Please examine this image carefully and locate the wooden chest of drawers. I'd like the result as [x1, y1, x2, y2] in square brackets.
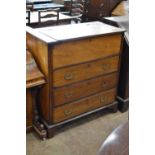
[26, 21, 124, 138]
[83, 0, 122, 21]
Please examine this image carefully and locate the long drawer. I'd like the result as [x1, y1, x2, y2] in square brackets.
[52, 34, 122, 69]
[53, 56, 119, 87]
[53, 88, 116, 123]
[53, 73, 118, 106]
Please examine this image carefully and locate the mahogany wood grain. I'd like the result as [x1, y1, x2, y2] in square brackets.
[53, 56, 119, 87]
[26, 32, 51, 123]
[83, 0, 122, 21]
[111, 1, 129, 16]
[26, 50, 45, 88]
[26, 22, 124, 138]
[52, 34, 122, 69]
[26, 32, 49, 77]
[84, 0, 110, 20]
[53, 73, 118, 106]
[26, 50, 46, 131]
[53, 88, 116, 123]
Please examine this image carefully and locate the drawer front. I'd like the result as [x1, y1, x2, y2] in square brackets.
[53, 88, 116, 123]
[53, 56, 119, 87]
[52, 34, 122, 69]
[54, 73, 118, 106]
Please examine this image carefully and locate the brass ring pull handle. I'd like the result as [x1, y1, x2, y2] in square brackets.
[64, 109, 73, 116]
[100, 96, 106, 103]
[64, 92, 73, 98]
[102, 64, 110, 70]
[64, 73, 73, 80]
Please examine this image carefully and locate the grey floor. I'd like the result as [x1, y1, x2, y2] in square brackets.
[27, 110, 128, 155]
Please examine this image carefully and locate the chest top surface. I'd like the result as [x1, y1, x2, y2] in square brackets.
[29, 21, 125, 43]
[104, 15, 129, 44]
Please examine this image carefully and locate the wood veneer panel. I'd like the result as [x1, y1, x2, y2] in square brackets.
[26, 32, 51, 122]
[26, 32, 49, 77]
[53, 88, 116, 123]
[52, 34, 122, 69]
[53, 56, 119, 87]
[54, 73, 118, 106]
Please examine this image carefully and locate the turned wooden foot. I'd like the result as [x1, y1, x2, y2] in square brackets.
[32, 89, 47, 140]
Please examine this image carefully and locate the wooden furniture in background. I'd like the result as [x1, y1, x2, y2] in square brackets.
[84, 0, 110, 21]
[33, 3, 64, 11]
[26, 22, 124, 138]
[26, 0, 64, 11]
[27, 11, 75, 28]
[110, 0, 124, 12]
[26, 10, 31, 25]
[63, 0, 72, 14]
[111, 0, 129, 16]
[38, 8, 60, 27]
[98, 121, 129, 155]
[26, 50, 47, 139]
[70, 0, 85, 23]
[26, 0, 54, 11]
[83, 0, 122, 21]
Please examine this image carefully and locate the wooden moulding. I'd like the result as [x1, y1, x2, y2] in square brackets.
[52, 34, 122, 69]
[53, 72, 118, 106]
[53, 88, 117, 123]
[41, 101, 118, 138]
[53, 55, 120, 87]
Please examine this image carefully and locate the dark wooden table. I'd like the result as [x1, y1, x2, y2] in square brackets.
[98, 121, 129, 155]
[27, 11, 76, 28]
[26, 0, 53, 5]
[32, 3, 64, 11]
[29, 11, 74, 23]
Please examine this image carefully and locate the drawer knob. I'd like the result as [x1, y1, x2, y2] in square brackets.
[100, 3, 104, 7]
[64, 92, 73, 98]
[86, 63, 91, 68]
[102, 81, 107, 87]
[102, 64, 110, 70]
[64, 73, 73, 80]
[64, 109, 73, 116]
[99, 13, 103, 17]
[100, 96, 106, 103]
